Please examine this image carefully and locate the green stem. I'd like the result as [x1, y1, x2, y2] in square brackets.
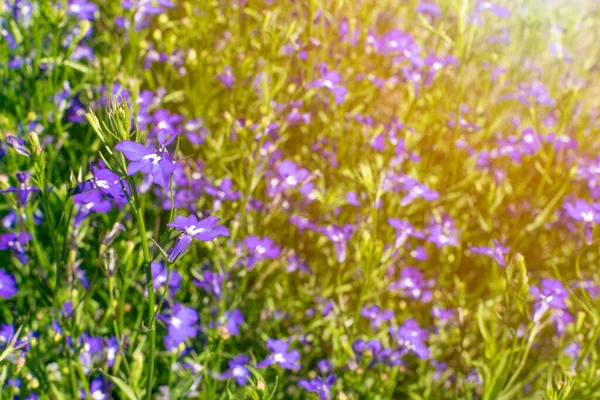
[134, 202, 155, 400]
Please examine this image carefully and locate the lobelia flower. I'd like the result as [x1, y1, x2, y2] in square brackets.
[216, 66, 235, 89]
[0, 232, 32, 265]
[244, 235, 281, 270]
[256, 339, 301, 370]
[0, 172, 41, 205]
[391, 319, 430, 359]
[67, 0, 98, 21]
[427, 216, 460, 248]
[530, 278, 569, 322]
[346, 191, 360, 206]
[150, 261, 182, 297]
[78, 333, 103, 372]
[216, 309, 244, 337]
[90, 163, 129, 203]
[166, 215, 230, 262]
[193, 269, 224, 300]
[298, 375, 337, 400]
[105, 337, 119, 368]
[360, 305, 395, 331]
[217, 355, 252, 385]
[158, 303, 198, 348]
[307, 63, 347, 105]
[551, 309, 574, 336]
[73, 190, 112, 226]
[319, 224, 354, 263]
[388, 218, 424, 248]
[114, 136, 178, 189]
[470, 239, 510, 267]
[416, 1, 441, 16]
[204, 178, 239, 206]
[562, 199, 600, 244]
[317, 358, 333, 374]
[86, 378, 107, 400]
[286, 254, 313, 274]
[0, 269, 17, 298]
[5, 136, 30, 157]
[390, 266, 433, 302]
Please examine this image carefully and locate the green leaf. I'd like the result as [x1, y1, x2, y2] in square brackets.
[101, 372, 139, 400]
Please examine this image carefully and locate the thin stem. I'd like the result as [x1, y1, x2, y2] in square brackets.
[133, 197, 155, 400]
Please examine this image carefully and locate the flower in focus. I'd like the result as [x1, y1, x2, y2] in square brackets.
[166, 215, 230, 262]
[115, 137, 178, 188]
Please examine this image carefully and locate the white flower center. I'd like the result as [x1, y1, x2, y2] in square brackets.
[273, 353, 286, 363]
[171, 317, 182, 329]
[232, 366, 245, 377]
[142, 153, 162, 165]
[185, 225, 207, 236]
[582, 211, 594, 222]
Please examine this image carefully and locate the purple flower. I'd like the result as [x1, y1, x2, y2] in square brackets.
[73, 190, 112, 226]
[5, 136, 30, 157]
[0, 172, 41, 205]
[204, 178, 239, 205]
[106, 337, 119, 368]
[319, 224, 354, 263]
[67, 0, 98, 20]
[317, 359, 333, 374]
[256, 339, 301, 370]
[193, 269, 224, 300]
[270, 160, 310, 194]
[416, 1, 441, 16]
[217, 309, 244, 337]
[0, 269, 17, 298]
[87, 378, 107, 400]
[298, 374, 336, 400]
[114, 138, 178, 188]
[388, 218, 424, 248]
[391, 319, 430, 359]
[158, 303, 198, 347]
[90, 164, 129, 203]
[563, 199, 600, 244]
[308, 63, 347, 105]
[244, 235, 281, 269]
[390, 266, 433, 302]
[150, 261, 182, 296]
[78, 333, 103, 372]
[0, 232, 32, 264]
[530, 279, 569, 322]
[346, 191, 360, 206]
[216, 66, 235, 89]
[426, 216, 460, 248]
[166, 215, 230, 262]
[470, 240, 510, 267]
[400, 180, 439, 206]
[217, 355, 251, 385]
[360, 305, 394, 331]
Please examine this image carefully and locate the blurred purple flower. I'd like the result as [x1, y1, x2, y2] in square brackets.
[0, 269, 17, 298]
[470, 239, 510, 267]
[256, 339, 301, 370]
[298, 374, 336, 400]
